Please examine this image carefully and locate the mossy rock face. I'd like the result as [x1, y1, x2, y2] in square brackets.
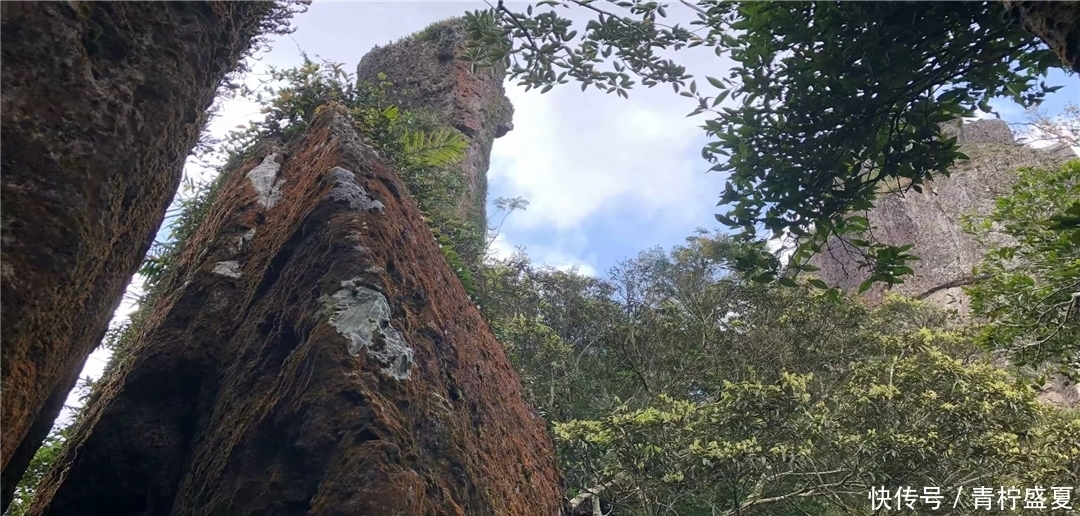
[28, 108, 564, 516]
[357, 17, 514, 254]
[0, 2, 276, 505]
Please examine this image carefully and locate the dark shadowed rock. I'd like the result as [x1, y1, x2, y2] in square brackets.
[1003, 1, 1080, 73]
[356, 18, 515, 240]
[0, 2, 281, 506]
[27, 106, 564, 516]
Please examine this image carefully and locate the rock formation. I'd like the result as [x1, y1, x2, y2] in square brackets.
[356, 18, 515, 255]
[810, 118, 1079, 405]
[1002, 1, 1080, 74]
[0, 2, 286, 507]
[811, 119, 1076, 311]
[27, 104, 563, 516]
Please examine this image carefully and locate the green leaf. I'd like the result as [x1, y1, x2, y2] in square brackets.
[751, 273, 775, 283]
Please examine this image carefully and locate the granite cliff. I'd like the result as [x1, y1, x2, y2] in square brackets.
[356, 18, 514, 266]
[21, 19, 564, 516]
[27, 105, 563, 516]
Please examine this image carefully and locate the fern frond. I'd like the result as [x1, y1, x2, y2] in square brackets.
[381, 105, 400, 122]
[401, 128, 467, 168]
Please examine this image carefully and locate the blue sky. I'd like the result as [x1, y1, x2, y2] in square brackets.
[65, 1, 1078, 421]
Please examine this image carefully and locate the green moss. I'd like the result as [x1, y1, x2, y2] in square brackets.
[400, 17, 463, 44]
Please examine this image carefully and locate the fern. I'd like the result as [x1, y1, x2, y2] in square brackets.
[400, 127, 468, 169]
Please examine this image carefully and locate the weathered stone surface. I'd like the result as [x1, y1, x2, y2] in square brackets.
[809, 119, 1080, 405]
[356, 18, 514, 240]
[811, 120, 1076, 312]
[1003, 0, 1080, 74]
[28, 107, 564, 516]
[0, 2, 277, 506]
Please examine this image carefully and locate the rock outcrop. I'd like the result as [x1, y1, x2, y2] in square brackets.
[1003, 1, 1080, 74]
[811, 119, 1076, 312]
[0, 2, 282, 506]
[356, 19, 514, 247]
[26, 105, 563, 515]
[810, 118, 1079, 405]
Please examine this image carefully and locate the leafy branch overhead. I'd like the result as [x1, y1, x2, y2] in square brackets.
[463, 0, 1070, 289]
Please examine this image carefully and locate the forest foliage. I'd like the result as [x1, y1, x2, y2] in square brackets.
[477, 229, 1079, 515]
[462, 0, 1071, 293]
[6, 6, 1080, 514]
[962, 159, 1080, 378]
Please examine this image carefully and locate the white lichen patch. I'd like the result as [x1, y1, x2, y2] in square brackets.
[247, 154, 283, 208]
[327, 166, 384, 212]
[212, 261, 243, 279]
[324, 277, 413, 380]
[236, 228, 256, 253]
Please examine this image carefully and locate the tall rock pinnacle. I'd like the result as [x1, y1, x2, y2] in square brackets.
[356, 18, 515, 257]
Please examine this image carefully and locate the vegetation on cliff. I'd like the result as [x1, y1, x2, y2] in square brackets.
[7, 8, 1078, 516]
[0, 1, 310, 510]
[963, 158, 1080, 378]
[2, 57, 485, 516]
[140, 58, 480, 295]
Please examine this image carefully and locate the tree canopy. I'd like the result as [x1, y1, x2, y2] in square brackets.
[463, 0, 1071, 290]
[477, 232, 1080, 515]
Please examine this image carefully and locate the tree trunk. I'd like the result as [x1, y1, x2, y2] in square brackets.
[1003, 0, 1080, 73]
[0, 2, 280, 508]
[26, 105, 564, 515]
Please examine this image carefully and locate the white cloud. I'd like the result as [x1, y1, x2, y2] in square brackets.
[486, 38, 734, 276]
[486, 232, 519, 261]
[543, 252, 599, 278]
[486, 232, 599, 277]
[491, 73, 720, 233]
